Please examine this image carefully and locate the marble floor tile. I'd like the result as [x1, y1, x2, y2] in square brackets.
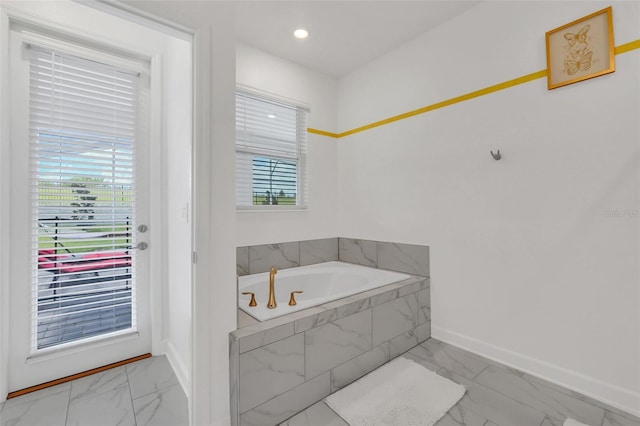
[2, 382, 71, 408]
[529, 374, 640, 426]
[133, 382, 189, 426]
[458, 381, 548, 426]
[604, 410, 640, 426]
[433, 404, 488, 426]
[401, 351, 443, 373]
[126, 355, 179, 399]
[541, 416, 563, 426]
[473, 365, 605, 425]
[408, 339, 491, 380]
[279, 401, 347, 426]
[438, 370, 547, 426]
[0, 386, 70, 426]
[70, 366, 128, 401]
[521, 371, 636, 421]
[0, 356, 187, 426]
[66, 386, 135, 426]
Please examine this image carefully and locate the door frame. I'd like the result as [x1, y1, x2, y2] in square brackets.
[0, 5, 11, 404]
[0, 3, 170, 398]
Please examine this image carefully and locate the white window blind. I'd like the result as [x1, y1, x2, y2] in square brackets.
[29, 44, 140, 350]
[236, 89, 308, 208]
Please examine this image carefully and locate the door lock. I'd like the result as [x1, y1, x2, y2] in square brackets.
[129, 242, 148, 251]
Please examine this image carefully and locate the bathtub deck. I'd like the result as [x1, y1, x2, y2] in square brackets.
[238, 309, 258, 328]
[230, 274, 430, 426]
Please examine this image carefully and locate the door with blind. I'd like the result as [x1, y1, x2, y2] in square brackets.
[7, 30, 152, 391]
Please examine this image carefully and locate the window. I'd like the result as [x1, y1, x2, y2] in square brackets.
[29, 43, 142, 350]
[235, 88, 308, 209]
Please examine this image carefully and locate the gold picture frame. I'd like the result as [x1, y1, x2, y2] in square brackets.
[545, 6, 615, 90]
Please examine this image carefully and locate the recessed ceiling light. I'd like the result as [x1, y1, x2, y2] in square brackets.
[267, 113, 276, 119]
[294, 29, 309, 39]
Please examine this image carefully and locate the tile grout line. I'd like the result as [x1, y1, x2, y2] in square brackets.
[129, 378, 139, 426]
[465, 376, 550, 426]
[468, 361, 605, 426]
[472, 364, 492, 381]
[124, 361, 137, 426]
[441, 343, 614, 426]
[64, 384, 71, 426]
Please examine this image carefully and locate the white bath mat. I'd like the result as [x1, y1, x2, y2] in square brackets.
[325, 356, 466, 426]
[564, 420, 591, 426]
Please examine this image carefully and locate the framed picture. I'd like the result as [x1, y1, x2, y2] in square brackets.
[545, 6, 615, 90]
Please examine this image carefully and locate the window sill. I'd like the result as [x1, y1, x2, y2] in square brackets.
[27, 330, 140, 364]
[237, 205, 308, 213]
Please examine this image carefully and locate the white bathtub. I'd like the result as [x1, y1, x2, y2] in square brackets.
[238, 261, 411, 321]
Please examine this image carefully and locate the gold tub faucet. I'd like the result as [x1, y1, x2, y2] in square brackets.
[267, 266, 278, 309]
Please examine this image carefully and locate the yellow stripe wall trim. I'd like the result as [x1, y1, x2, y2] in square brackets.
[308, 38, 640, 139]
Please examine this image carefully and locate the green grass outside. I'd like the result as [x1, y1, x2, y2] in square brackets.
[39, 221, 132, 252]
[254, 195, 297, 206]
[38, 185, 132, 202]
[276, 196, 296, 205]
[34, 181, 134, 253]
[38, 236, 131, 254]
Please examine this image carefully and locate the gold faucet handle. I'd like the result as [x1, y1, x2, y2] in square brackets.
[288, 291, 303, 306]
[241, 292, 257, 307]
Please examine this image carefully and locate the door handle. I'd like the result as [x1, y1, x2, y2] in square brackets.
[128, 242, 148, 250]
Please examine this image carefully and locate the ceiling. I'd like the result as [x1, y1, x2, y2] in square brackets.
[234, 1, 480, 77]
[122, 0, 480, 78]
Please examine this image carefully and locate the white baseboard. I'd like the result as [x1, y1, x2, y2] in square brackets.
[432, 325, 640, 418]
[165, 340, 190, 401]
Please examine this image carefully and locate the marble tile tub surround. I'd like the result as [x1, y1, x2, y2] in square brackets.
[229, 274, 431, 426]
[236, 237, 429, 277]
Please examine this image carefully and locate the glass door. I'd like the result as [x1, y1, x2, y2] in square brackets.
[7, 28, 152, 393]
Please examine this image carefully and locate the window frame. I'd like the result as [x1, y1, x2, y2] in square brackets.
[235, 86, 309, 211]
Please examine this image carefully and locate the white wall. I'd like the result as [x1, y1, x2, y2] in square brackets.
[120, 0, 237, 425]
[163, 33, 193, 395]
[337, 1, 640, 415]
[121, 2, 238, 425]
[235, 43, 338, 246]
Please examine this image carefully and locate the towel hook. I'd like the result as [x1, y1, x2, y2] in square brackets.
[490, 150, 501, 160]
